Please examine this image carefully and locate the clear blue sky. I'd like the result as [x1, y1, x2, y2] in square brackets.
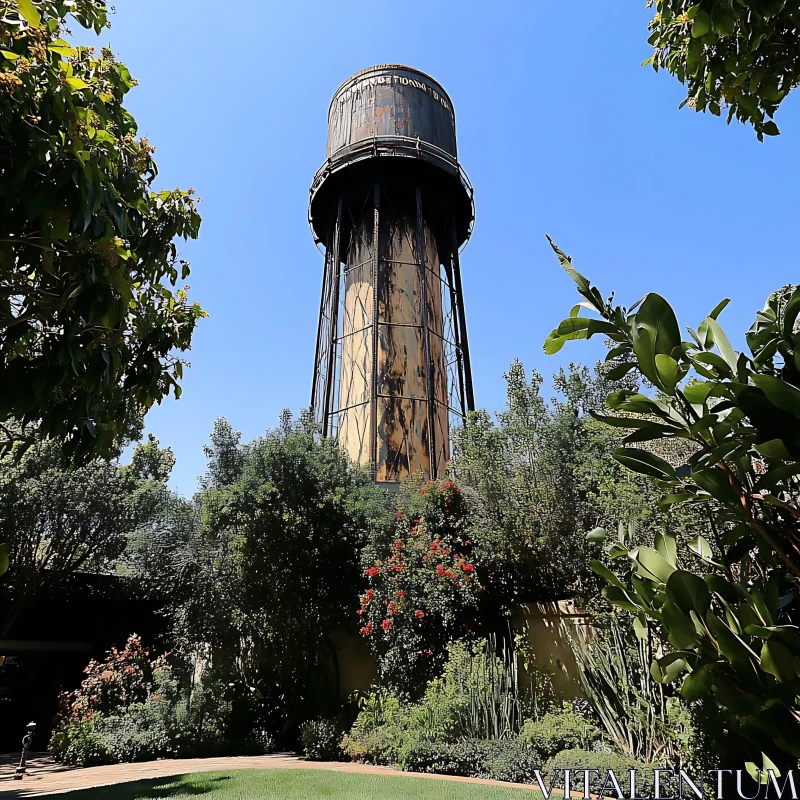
[89, 1, 800, 497]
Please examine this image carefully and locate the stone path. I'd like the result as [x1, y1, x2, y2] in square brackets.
[0, 752, 567, 797]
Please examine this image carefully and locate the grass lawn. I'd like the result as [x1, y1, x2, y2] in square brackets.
[51, 768, 545, 799]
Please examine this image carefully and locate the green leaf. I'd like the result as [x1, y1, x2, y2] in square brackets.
[655, 354, 679, 393]
[708, 299, 731, 320]
[590, 559, 625, 589]
[702, 318, 738, 372]
[692, 467, 741, 506]
[613, 447, 677, 480]
[688, 535, 718, 566]
[607, 362, 636, 381]
[602, 585, 642, 614]
[586, 527, 607, 543]
[66, 77, 89, 91]
[754, 439, 791, 459]
[651, 653, 687, 684]
[655, 531, 677, 567]
[658, 493, 695, 509]
[761, 640, 796, 683]
[681, 665, 712, 702]
[17, 0, 41, 27]
[692, 9, 711, 37]
[1, 49, 20, 60]
[631, 294, 681, 390]
[635, 546, 676, 584]
[667, 569, 711, 616]
[782, 287, 800, 339]
[752, 374, 800, 420]
[683, 381, 715, 405]
[711, 6, 735, 36]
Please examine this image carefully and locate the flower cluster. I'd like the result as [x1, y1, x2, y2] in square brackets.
[356, 478, 482, 691]
[55, 635, 170, 725]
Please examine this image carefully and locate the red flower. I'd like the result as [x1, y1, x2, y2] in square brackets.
[394, 540, 404, 549]
[415, 609, 425, 619]
[356, 609, 363, 617]
[366, 588, 374, 599]
[359, 624, 373, 635]
[396, 513, 403, 519]
[422, 555, 428, 562]
[381, 619, 392, 631]
[366, 566, 380, 577]
[436, 564, 446, 577]
[462, 563, 474, 573]
[391, 566, 403, 573]
[397, 591, 406, 598]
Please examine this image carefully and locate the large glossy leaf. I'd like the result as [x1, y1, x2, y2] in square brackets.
[700, 317, 738, 372]
[655, 531, 677, 566]
[651, 652, 687, 684]
[634, 546, 676, 583]
[761, 640, 796, 684]
[630, 294, 681, 389]
[663, 600, 702, 649]
[590, 559, 625, 589]
[667, 569, 711, 616]
[602, 585, 642, 614]
[612, 447, 677, 480]
[692, 468, 742, 506]
[752, 374, 800, 420]
[681, 664, 713, 701]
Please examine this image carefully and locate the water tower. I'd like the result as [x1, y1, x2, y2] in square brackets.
[309, 65, 475, 485]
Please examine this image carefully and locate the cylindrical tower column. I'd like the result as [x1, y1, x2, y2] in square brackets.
[310, 65, 474, 486]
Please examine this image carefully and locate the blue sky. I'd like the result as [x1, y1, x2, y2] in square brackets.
[90, 1, 800, 497]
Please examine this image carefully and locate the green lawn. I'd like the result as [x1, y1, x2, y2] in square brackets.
[52, 769, 544, 799]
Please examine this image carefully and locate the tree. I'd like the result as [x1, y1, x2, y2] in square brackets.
[452, 360, 697, 605]
[545, 237, 800, 772]
[142, 413, 391, 740]
[0, 0, 205, 459]
[646, 1, 800, 139]
[0, 433, 175, 635]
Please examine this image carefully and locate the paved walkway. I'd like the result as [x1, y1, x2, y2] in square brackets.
[0, 752, 571, 797]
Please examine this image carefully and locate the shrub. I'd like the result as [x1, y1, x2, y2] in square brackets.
[544, 749, 658, 799]
[358, 478, 485, 692]
[518, 704, 599, 760]
[401, 739, 540, 784]
[49, 635, 268, 766]
[300, 719, 348, 762]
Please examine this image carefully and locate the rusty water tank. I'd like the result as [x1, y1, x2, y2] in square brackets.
[309, 65, 474, 248]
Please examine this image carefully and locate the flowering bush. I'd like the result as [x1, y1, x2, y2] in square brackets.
[49, 634, 270, 766]
[55, 634, 164, 725]
[357, 479, 484, 691]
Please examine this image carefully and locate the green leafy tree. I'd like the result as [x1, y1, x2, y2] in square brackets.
[646, 1, 800, 139]
[144, 413, 391, 740]
[452, 360, 701, 605]
[0, 433, 175, 635]
[0, 0, 205, 459]
[545, 237, 800, 771]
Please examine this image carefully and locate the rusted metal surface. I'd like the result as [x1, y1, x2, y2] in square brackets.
[310, 66, 474, 485]
[327, 65, 457, 160]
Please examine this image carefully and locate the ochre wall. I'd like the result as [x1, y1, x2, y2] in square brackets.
[332, 601, 593, 702]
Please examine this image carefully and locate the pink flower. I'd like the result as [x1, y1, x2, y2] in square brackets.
[415, 610, 425, 619]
